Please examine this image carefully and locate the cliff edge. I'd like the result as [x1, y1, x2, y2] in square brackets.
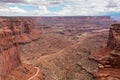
[0, 18, 44, 80]
[91, 24, 120, 80]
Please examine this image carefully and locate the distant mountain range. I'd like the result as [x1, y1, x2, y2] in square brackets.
[111, 16, 120, 21]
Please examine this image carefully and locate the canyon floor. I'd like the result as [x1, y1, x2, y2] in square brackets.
[15, 28, 109, 80]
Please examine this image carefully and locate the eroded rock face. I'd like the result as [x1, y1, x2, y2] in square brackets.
[0, 19, 23, 79]
[0, 49, 2, 79]
[0, 18, 41, 80]
[17, 19, 41, 44]
[102, 24, 120, 67]
[107, 24, 120, 50]
[0, 29, 21, 79]
[92, 24, 120, 80]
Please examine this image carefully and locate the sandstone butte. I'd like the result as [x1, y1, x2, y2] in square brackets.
[0, 18, 42, 80]
[91, 24, 120, 80]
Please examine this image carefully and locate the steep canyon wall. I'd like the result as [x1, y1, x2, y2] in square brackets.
[0, 27, 21, 79]
[92, 24, 120, 80]
[0, 18, 41, 80]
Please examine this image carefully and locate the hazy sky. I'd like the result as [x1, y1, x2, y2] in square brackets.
[0, 0, 120, 16]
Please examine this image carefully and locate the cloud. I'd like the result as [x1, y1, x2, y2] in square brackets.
[106, 0, 117, 8]
[0, 0, 25, 3]
[9, 6, 27, 13]
[33, 6, 50, 15]
[0, 6, 26, 16]
[0, 0, 120, 16]
[0, 0, 65, 6]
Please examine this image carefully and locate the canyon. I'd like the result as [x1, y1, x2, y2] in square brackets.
[35, 16, 116, 27]
[34, 16, 117, 39]
[0, 16, 119, 80]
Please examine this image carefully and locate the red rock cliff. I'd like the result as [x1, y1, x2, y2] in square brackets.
[13, 18, 41, 44]
[0, 18, 41, 80]
[92, 24, 120, 80]
[0, 28, 21, 79]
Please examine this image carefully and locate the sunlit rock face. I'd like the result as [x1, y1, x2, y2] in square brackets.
[13, 18, 41, 44]
[93, 24, 120, 80]
[0, 18, 41, 80]
[0, 27, 21, 79]
[0, 50, 2, 79]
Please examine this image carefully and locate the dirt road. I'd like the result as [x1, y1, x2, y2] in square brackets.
[28, 67, 39, 80]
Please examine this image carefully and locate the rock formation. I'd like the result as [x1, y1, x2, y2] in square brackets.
[0, 26, 21, 79]
[0, 18, 41, 80]
[17, 18, 41, 44]
[91, 24, 120, 80]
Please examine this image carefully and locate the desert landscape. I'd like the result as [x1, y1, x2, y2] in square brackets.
[0, 16, 120, 80]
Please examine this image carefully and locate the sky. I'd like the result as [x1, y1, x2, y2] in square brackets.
[0, 0, 120, 17]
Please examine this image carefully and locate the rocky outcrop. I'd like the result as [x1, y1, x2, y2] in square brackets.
[107, 24, 120, 50]
[0, 18, 41, 80]
[18, 19, 41, 44]
[91, 24, 120, 80]
[1, 18, 41, 43]
[0, 29, 21, 79]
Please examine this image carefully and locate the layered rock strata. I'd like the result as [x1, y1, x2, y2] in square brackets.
[91, 24, 120, 80]
[1, 18, 41, 44]
[0, 18, 41, 80]
[35, 16, 117, 28]
[0, 29, 21, 79]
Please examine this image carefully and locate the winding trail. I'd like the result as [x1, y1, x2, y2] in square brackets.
[28, 67, 40, 80]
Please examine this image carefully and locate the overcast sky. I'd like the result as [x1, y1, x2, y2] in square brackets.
[0, 0, 120, 16]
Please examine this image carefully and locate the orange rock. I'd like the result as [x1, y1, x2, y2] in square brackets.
[0, 18, 41, 80]
[92, 24, 120, 80]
